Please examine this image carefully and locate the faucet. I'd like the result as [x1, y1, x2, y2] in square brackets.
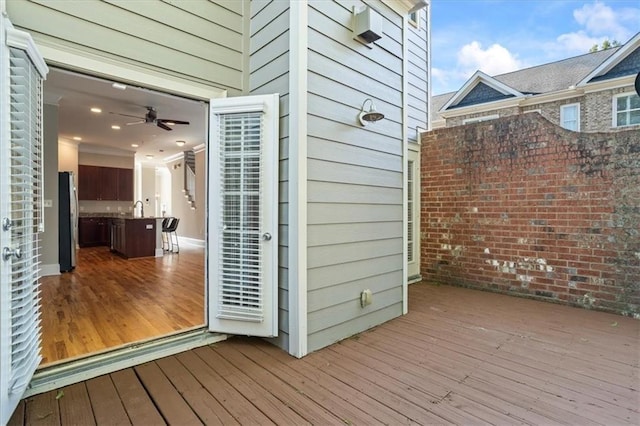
[133, 200, 144, 218]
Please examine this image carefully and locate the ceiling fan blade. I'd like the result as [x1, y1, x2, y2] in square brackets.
[156, 121, 173, 131]
[159, 119, 190, 125]
[110, 112, 144, 119]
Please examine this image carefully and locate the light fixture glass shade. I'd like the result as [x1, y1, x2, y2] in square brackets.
[358, 98, 385, 126]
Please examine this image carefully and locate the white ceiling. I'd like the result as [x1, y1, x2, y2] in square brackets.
[45, 67, 208, 165]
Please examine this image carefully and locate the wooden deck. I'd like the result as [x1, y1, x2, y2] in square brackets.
[11, 283, 639, 425]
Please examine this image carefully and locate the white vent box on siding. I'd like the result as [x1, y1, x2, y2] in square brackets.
[353, 6, 383, 44]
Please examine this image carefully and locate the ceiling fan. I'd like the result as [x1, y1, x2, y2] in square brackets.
[114, 106, 190, 131]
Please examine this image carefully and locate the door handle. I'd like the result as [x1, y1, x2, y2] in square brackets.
[3, 247, 22, 261]
[262, 232, 272, 241]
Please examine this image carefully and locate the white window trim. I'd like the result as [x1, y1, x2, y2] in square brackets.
[612, 92, 640, 128]
[462, 114, 499, 125]
[560, 103, 580, 131]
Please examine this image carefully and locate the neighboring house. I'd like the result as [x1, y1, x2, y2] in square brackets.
[0, 0, 429, 422]
[432, 32, 640, 131]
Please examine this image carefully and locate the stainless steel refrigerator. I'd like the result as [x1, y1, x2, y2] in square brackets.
[59, 171, 78, 272]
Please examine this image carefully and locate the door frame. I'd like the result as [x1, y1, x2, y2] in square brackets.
[24, 42, 231, 397]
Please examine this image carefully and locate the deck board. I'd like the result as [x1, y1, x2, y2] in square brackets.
[109, 369, 165, 425]
[134, 362, 202, 425]
[13, 283, 640, 425]
[85, 375, 131, 425]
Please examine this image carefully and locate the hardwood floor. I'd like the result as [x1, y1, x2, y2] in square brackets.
[39, 245, 205, 366]
[11, 284, 639, 425]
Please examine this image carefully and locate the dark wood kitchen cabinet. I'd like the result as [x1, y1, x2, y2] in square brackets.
[78, 217, 109, 247]
[78, 165, 134, 201]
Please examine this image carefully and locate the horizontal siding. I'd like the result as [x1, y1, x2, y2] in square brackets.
[407, 6, 429, 140]
[308, 286, 402, 334]
[307, 301, 402, 353]
[308, 223, 403, 247]
[308, 239, 403, 269]
[307, 270, 401, 310]
[305, 0, 407, 353]
[8, 0, 244, 92]
[250, 0, 291, 347]
[307, 159, 402, 188]
[308, 203, 402, 225]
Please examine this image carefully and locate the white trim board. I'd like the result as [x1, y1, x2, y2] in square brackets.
[27, 329, 225, 397]
[288, 0, 309, 358]
[177, 236, 206, 248]
[40, 264, 61, 277]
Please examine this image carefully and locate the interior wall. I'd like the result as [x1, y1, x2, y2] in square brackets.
[58, 140, 78, 175]
[78, 152, 134, 168]
[140, 166, 156, 217]
[41, 103, 60, 275]
[167, 150, 205, 241]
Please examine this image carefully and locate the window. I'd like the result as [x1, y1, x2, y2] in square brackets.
[462, 114, 499, 125]
[613, 93, 640, 127]
[409, 10, 420, 28]
[560, 103, 580, 131]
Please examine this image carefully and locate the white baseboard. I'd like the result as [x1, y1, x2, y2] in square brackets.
[178, 236, 205, 248]
[41, 264, 61, 277]
[155, 248, 164, 257]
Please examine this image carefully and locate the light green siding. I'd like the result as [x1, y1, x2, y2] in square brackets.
[249, 0, 291, 351]
[7, 0, 245, 94]
[306, 0, 405, 353]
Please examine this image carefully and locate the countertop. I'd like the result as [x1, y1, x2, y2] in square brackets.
[79, 213, 163, 219]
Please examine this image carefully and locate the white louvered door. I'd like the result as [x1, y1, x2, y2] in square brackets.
[208, 94, 279, 337]
[0, 17, 48, 425]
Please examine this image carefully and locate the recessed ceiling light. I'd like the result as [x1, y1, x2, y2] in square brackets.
[112, 82, 127, 90]
[176, 140, 185, 147]
[90, 107, 102, 113]
[145, 154, 154, 159]
[111, 125, 121, 130]
[131, 143, 139, 148]
[73, 136, 82, 141]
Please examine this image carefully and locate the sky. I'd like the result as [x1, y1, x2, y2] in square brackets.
[430, 0, 640, 95]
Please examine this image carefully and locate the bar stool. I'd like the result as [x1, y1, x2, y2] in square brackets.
[164, 217, 180, 253]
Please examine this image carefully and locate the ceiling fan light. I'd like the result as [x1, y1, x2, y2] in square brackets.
[165, 121, 176, 126]
[176, 140, 185, 147]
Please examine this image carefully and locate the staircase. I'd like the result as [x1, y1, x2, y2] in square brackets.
[183, 150, 196, 210]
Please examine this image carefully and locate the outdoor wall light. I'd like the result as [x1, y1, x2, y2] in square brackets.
[358, 98, 385, 126]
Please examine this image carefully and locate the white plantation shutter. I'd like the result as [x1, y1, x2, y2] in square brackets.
[1, 22, 48, 425]
[218, 112, 264, 321]
[208, 94, 278, 337]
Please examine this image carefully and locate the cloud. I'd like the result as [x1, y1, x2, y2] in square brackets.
[573, 1, 627, 39]
[555, 1, 639, 53]
[457, 41, 524, 77]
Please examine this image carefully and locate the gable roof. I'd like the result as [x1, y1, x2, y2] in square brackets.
[440, 70, 523, 111]
[578, 32, 640, 86]
[437, 32, 640, 113]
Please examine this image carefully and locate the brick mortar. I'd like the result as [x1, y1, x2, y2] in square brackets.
[420, 113, 640, 317]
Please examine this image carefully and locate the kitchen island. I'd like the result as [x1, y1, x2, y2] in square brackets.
[111, 217, 163, 259]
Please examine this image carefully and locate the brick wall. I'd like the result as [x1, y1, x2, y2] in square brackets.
[420, 113, 639, 316]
